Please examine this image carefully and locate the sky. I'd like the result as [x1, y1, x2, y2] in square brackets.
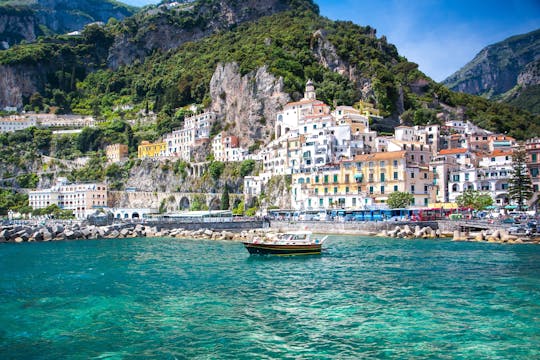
[122, 0, 540, 82]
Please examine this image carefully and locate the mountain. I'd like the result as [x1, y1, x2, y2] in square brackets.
[0, 0, 136, 49]
[0, 0, 538, 143]
[443, 29, 540, 114]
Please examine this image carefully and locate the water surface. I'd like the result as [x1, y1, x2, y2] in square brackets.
[1, 236, 539, 359]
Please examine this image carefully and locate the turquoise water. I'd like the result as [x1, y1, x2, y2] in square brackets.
[1, 236, 540, 359]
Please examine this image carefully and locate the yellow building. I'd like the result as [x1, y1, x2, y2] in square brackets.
[292, 150, 434, 210]
[138, 141, 166, 159]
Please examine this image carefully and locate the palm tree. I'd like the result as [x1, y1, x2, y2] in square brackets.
[508, 148, 533, 211]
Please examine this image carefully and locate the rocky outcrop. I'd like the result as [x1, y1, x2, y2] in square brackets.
[310, 29, 375, 101]
[0, 0, 134, 48]
[0, 7, 38, 49]
[210, 62, 290, 147]
[0, 64, 44, 109]
[443, 28, 540, 98]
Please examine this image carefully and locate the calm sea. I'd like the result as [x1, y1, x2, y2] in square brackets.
[1, 236, 539, 359]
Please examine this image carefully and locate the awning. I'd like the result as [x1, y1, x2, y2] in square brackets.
[354, 174, 363, 179]
[504, 205, 517, 210]
[486, 205, 498, 210]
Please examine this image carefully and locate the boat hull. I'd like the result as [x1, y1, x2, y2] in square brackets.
[243, 243, 322, 256]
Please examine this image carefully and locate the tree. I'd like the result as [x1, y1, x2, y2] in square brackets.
[456, 189, 493, 210]
[208, 161, 225, 181]
[221, 186, 230, 210]
[387, 191, 414, 208]
[508, 148, 533, 211]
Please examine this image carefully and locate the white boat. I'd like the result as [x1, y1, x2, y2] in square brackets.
[243, 231, 328, 256]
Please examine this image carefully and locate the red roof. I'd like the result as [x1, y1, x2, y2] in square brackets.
[439, 148, 467, 155]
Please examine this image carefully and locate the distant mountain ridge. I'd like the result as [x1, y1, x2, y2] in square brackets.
[0, 0, 136, 49]
[443, 28, 540, 114]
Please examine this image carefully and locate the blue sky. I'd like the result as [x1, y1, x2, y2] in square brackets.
[122, 0, 540, 82]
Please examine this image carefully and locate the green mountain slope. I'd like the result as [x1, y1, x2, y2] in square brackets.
[443, 28, 540, 114]
[0, 0, 538, 141]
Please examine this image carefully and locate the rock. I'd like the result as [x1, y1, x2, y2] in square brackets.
[108, 230, 120, 238]
[14, 237, 24, 243]
[42, 230, 53, 241]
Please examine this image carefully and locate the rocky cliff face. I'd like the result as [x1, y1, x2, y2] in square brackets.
[0, 64, 44, 109]
[443, 28, 540, 98]
[210, 62, 290, 147]
[0, 7, 38, 49]
[0, 0, 134, 49]
[108, 0, 295, 69]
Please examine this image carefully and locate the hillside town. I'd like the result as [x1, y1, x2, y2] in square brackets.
[2, 81, 538, 220]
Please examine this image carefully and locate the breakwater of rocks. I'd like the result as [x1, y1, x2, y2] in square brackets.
[0, 222, 272, 243]
[452, 229, 540, 244]
[376, 224, 445, 239]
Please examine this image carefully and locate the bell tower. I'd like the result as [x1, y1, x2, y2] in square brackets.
[304, 79, 316, 100]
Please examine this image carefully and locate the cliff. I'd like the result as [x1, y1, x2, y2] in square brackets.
[0, 0, 135, 49]
[209, 62, 290, 148]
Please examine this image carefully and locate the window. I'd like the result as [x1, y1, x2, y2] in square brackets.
[453, 175, 460, 182]
[394, 172, 398, 180]
[465, 173, 469, 181]
[324, 175, 329, 183]
[324, 187, 328, 194]
[533, 154, 538, 162]
[369, 162, 374, 168]
[380, 173, 385, 182]
[369, 186, 374, 194]
[319, 198, 323, 207]
[411, 172, 415, 179]
[381, 186, 385, 194]
[380, 161, 385, 167]
[393, 160, 398, 167]
[334, 187, 338, 194]
[346, 187, 349, 193]
[345, 174, 350, 183]
[333, 174, 338, 183]
[394, 185, 398, 192]
[315, 175, 319, 183]
[411, 185, 415, 193]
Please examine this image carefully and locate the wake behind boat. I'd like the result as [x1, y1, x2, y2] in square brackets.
[243, 231, 328, 256]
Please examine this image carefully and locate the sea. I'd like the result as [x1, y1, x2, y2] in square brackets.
[1, 236, 539, 359]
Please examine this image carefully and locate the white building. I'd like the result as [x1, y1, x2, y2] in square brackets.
[164, 111, 216, 160]
[0, 116, 37, 132]
[29, 178, 108, 219]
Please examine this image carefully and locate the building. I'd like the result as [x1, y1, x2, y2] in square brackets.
[0, 116, 37, 132]
[106, 144, 129, 163]
[138, 141, 166, 159]
[525, 138, 540, 192]
[29, 179, 108, 219]
[211, 133, 246, 162]
[291, 150, 434, 210]
[164, 111, 216, 160]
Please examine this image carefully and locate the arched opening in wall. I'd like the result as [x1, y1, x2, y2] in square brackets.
[209, 197, 221, 210]
[132, 212, 140, 219]
[116, 214, 121, 219]
[452, 184, 459, 192]
[179, 197, 190, 210]
[124, 213, 129, 219]
[233, 198, 242, 210]
[245, 196, 258, 209]
[276, 124, 282, 138]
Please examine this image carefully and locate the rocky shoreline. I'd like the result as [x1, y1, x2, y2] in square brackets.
[2, 222, 539, 245]
[377, 224, 540, 245]
[0, 222, 270, 243]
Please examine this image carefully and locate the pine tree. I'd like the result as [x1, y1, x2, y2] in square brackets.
[221, 185, 230, 210]
[508, 148, 533, 211]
